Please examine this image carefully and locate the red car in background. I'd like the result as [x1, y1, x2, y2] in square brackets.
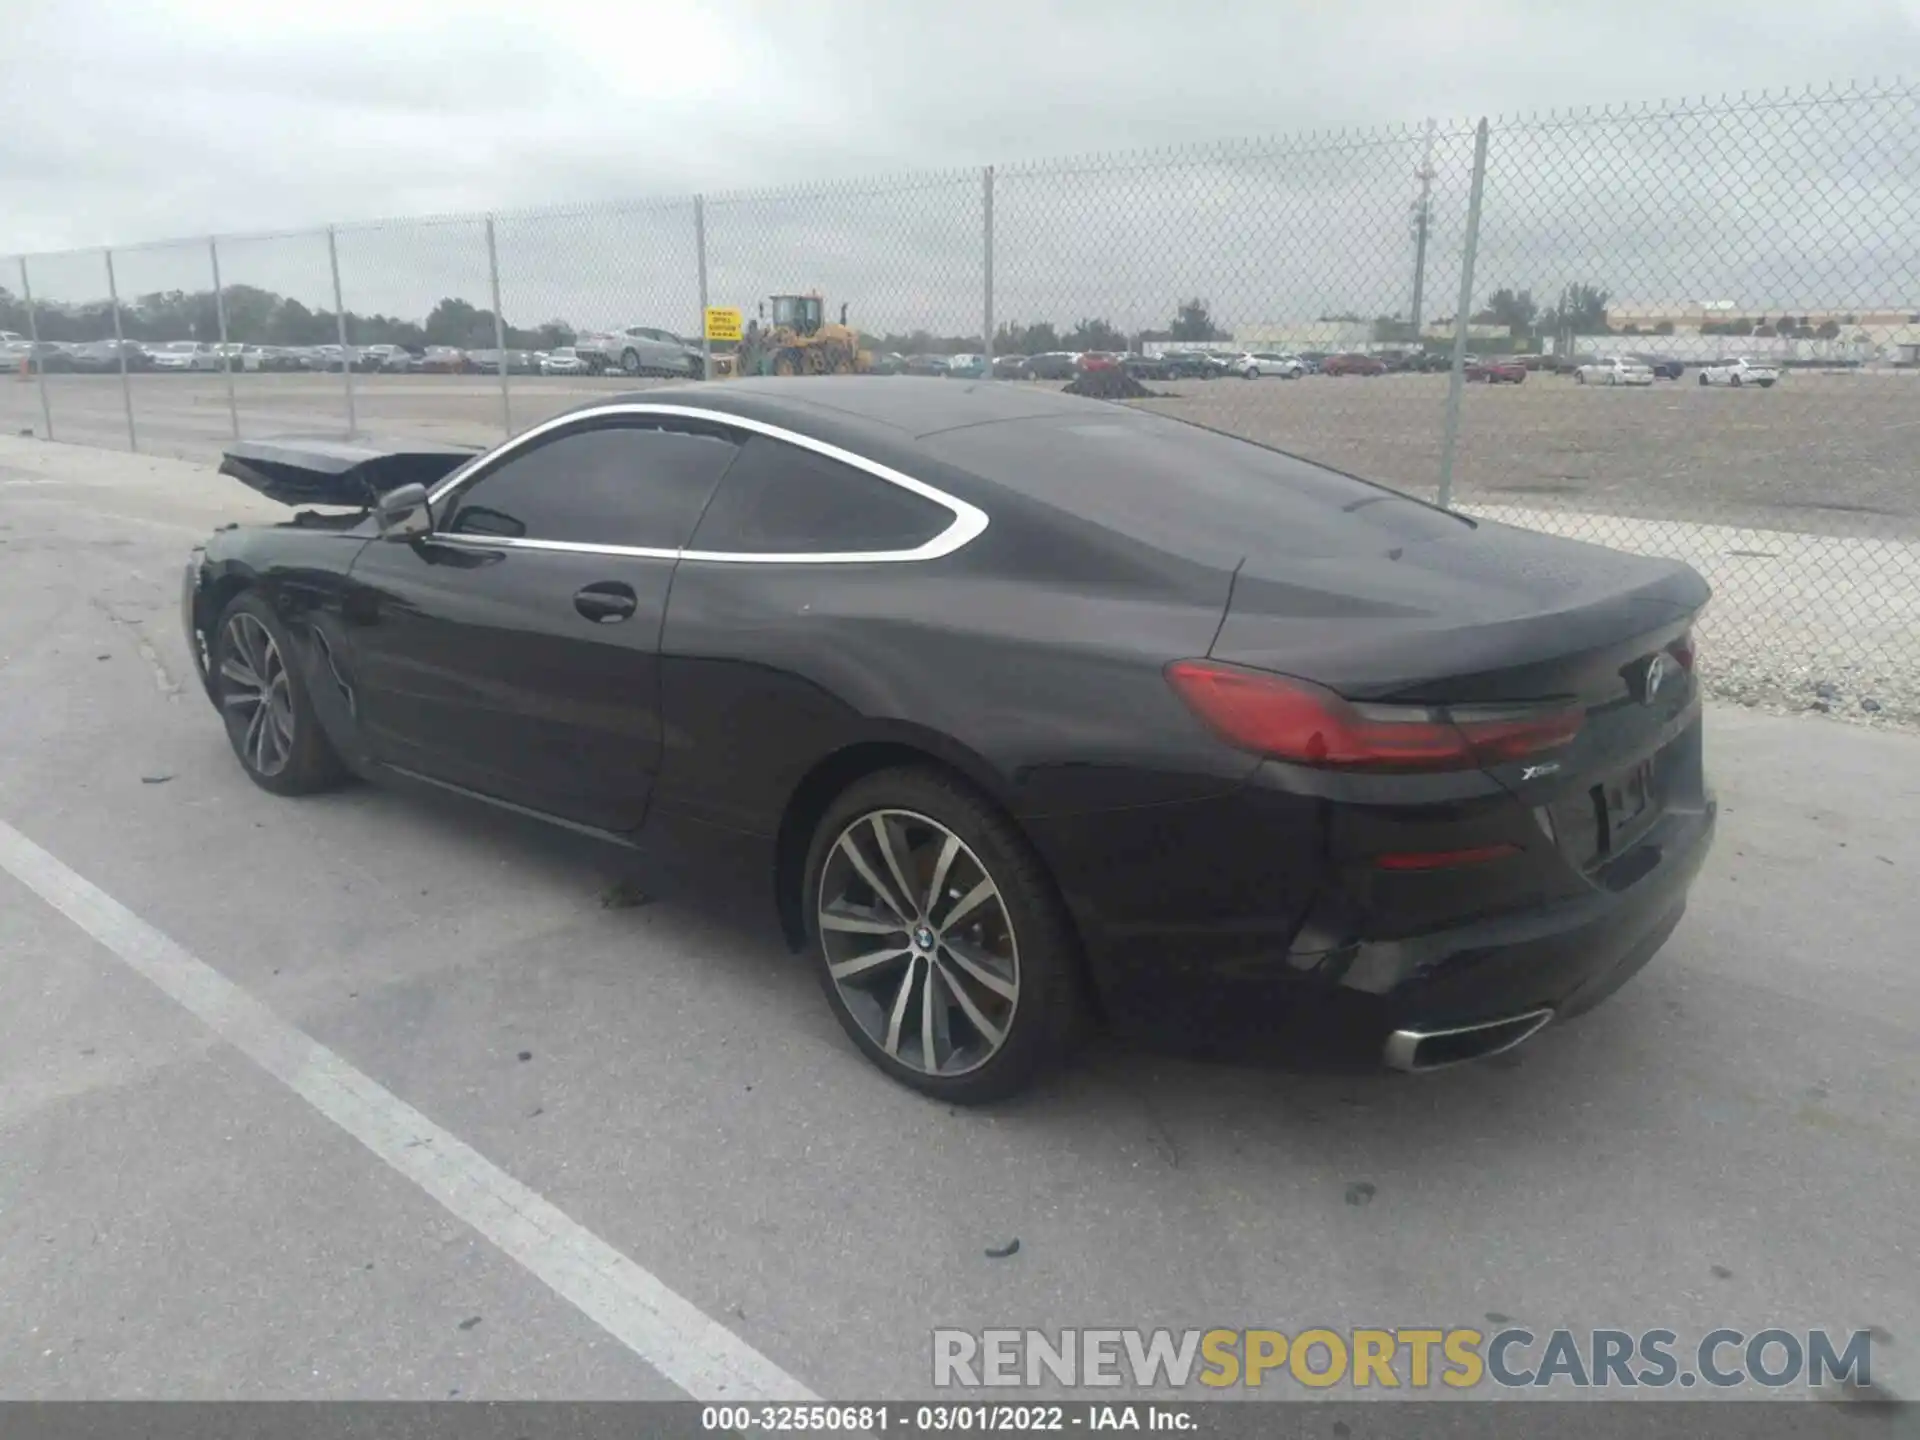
[1465, 357, 1528, 384]
[1075, 352, 1123, 373]
[1320, 352, 1387, 376]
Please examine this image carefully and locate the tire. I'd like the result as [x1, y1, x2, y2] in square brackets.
[773, 349, 802, 378]
[1575, 372, 1586, 384]
[803, 766, 1083, 1104]
[210, 592, 349, 796]
[1731, 374, 1742, 388]
[620, 348, 642, 376]
[1699, 373, 1710, 386]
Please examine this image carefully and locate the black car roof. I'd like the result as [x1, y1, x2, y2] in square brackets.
[594, 377, 1094, 443]
[568, 378, 1464, 569]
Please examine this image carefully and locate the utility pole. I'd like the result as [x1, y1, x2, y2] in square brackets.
[1409, 119, 1437, 336]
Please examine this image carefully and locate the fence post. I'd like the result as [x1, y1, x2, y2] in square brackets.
[981, 166, 995, 375]
[209, 237, 240, 440]
[485, 216, 511, 437]
[104, 247, 137, 452]
[1437, 118, 1489, 511]
[326, 226, 356, 438]
[695, 195, 711, 381]
[18, 257, 54, 442]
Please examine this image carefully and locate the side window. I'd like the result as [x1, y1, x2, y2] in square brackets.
[686, 434, 954, 556]
[444, 423, 739, 550]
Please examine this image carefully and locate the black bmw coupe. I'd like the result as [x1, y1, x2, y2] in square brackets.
[183, 378, 1715, 1102]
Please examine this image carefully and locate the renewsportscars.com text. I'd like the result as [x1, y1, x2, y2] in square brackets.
[931, 1327, 1876, 1391]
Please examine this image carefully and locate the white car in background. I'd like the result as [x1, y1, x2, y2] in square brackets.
[1234, 351, 1307, 379]
[1574, 355, 1655, 386]
[1698, 357, 1780, 388]
[540, 346, 588, 376]
[148, 340, 223, 372]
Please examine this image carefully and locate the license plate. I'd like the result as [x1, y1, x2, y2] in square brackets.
[1603, 759, 1656, 845]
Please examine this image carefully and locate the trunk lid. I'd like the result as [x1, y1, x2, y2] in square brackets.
[1210, 516, 1710, 866]
[1210, 516, 1707, 706]
[219, 436, 479, 509]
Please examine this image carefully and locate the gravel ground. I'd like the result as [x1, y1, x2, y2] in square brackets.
[1464, 504, 1920, 731]
[6, 369, 1917, 538]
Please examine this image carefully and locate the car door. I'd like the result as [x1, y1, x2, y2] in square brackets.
[341, 415, 742, 833]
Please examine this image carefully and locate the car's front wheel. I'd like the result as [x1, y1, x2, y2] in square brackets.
[620, 348, 643, 376]
[211, 593, 348, 796]
[804, 767, 1082, 1104]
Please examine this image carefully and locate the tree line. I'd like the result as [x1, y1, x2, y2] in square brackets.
[0, 284, 575, 351]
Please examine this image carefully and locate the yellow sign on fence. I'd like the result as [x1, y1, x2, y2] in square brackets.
[704, 307, 744, 343]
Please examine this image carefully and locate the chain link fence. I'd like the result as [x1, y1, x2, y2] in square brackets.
[4, 81, 1916, 721]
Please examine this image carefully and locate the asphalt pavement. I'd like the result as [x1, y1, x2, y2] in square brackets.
[1, 434, 1915, 1404]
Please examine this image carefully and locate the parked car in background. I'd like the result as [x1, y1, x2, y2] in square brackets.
[507, 350, 542, 375]
[870, 352, 908, 376]
[3, 340, 75, 372]
[1075, 352, 1123, 374]
[1321, 352, 1388, 377]
[68, 339, 152, 373]
[148, 340, 222, 372]
[1157, 350, 1229, 379]
[991, 354, 1030, 379]
[1021, 352, 1079, 381]
[539, 346, 587, 376]
[1464, 357, 1528, 384]
[577, 325, 702, 378]
[1628, 353, 1686, 380]
[1575, 356, 1656, 387]
[1122, 352, 1174, 381]
[416, 347, 467, 374]
[354, 344, 417, 373]
[1234, 351, 1306, 379]
[903, 354, 950, 377]
[945, 354, 987, 380]
[1697, 357, 1779, 388]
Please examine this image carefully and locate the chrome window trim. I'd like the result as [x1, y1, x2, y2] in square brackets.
[426, 401, 989, 565]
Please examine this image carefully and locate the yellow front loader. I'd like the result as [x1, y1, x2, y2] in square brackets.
[731, 294, 871, 377]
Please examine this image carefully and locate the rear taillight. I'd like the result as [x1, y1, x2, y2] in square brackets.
[1669, 631, 1695, 671]
[1165, 659, 1583, 772]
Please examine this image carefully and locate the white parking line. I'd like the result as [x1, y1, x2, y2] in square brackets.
[0, 814, 818, 1404]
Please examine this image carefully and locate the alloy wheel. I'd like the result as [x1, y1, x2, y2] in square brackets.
[220, 612, 295, 777]
[816, 809, 1020, 1078]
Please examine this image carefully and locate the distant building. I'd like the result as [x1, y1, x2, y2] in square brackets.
[1606, 302, 1920, 335]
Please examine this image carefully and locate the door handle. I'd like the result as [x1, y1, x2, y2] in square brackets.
[574, 582, 638, 623]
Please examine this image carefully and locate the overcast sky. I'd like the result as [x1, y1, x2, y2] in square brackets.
[5, 0, 1918, 331]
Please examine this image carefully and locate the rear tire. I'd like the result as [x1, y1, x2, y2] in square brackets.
[1699, 373, 1709, 386]
[1732, 374, 1743, 388]
[211, 592, 349, 797]
[803, 767, 1083, 1104]
[620, 348, 642, 376]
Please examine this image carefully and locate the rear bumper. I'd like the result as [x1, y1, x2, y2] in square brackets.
[1044, 779, 1716, 1071]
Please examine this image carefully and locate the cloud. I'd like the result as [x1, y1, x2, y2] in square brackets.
[4, 0, 1918, 334]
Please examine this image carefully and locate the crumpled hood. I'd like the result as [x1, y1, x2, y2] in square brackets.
[218, 435, 479, 508]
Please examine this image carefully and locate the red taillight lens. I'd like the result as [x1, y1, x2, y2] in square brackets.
[1669, 631, 1696, 671]
[1165, 660, 1582, 772]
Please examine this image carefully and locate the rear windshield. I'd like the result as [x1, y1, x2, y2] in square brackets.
[922, 409, 1467, 562]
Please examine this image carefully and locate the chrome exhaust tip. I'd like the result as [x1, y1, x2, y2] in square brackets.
[1384, 1008, 1555, 1073]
